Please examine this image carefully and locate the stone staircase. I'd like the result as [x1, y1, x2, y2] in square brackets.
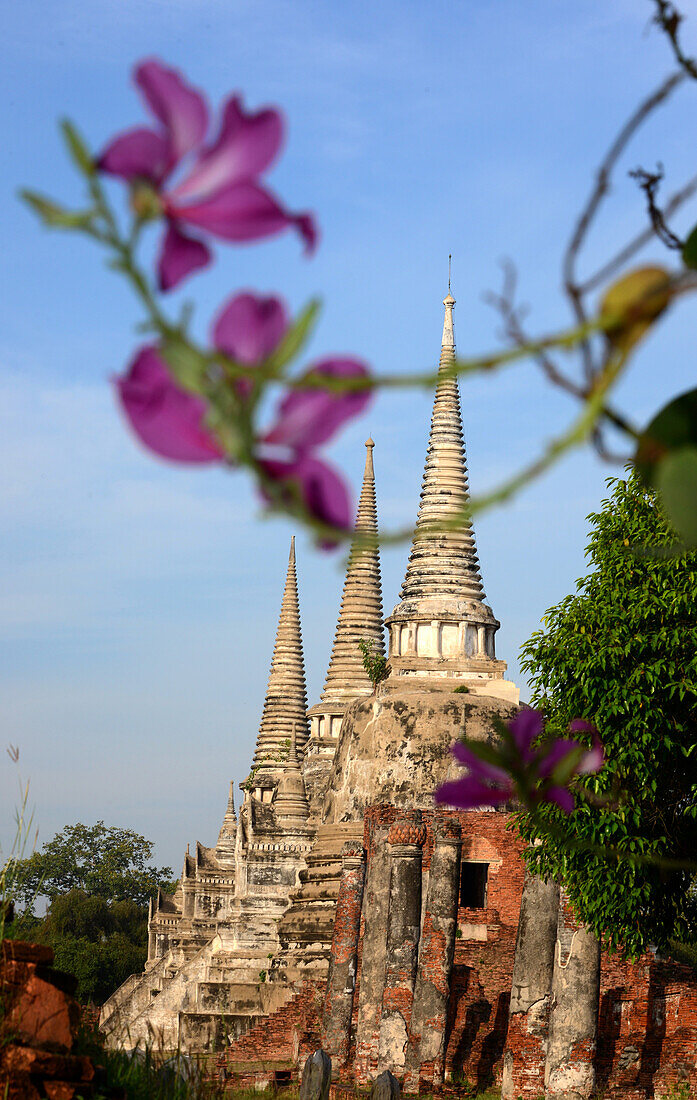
[210, 982, 323, 1089]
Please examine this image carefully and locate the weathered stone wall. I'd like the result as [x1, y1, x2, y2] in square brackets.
[335, 805, 526, 1088]
[501, 871, 559, 1098]
[322, 687, 518, 825]
[404, 815, 461, 1092]
[322, 842, 366, 1066]
[323, 805, 697, 1096]
[209, 982, 324, 1091]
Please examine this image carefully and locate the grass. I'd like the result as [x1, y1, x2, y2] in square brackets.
[74, 1020, 224, 1100]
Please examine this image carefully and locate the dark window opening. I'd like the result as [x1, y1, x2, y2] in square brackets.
[460, 861, 488, 908]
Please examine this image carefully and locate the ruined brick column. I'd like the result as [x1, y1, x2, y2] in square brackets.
[322, 841, 366, 1067]
[501, 871, 560, 1099]
[377, 815, 427, 1074]
[354, 824, 391, 1084]
[404, 815, 461, 1093]
[544, 888, 601, 1100]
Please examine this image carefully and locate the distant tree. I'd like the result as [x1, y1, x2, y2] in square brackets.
[8, 822, 176, 1003]
[20, 890, 150, 1003]
[518, 472, 697, 956]
[12, 821, 175, 911]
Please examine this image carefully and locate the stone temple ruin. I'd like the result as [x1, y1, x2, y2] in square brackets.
[101, 293, 697, 1098]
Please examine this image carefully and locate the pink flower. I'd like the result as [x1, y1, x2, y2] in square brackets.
[115, 346, 225, 463]
[435, 709, 604, 814]
[115, 291, 371, 537]
[98, 60, 317, 290]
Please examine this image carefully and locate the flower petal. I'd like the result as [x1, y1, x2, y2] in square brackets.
[115, 345, 224, 463]
[508, 709, 544, 758]
[569, 719, 597, 736]
[259, 455, 352, 544]
[158, 222, 211, 291]
[170, 179, 318, 253]
[263, 358, 371, 451]
[171, 95, 283, 203]
[452, 742, 510, 782]
[213, 292, 288, 366]
[537, 739, 582, 779]
[98, 127, 171, 183]
[135, 59, 208, 165]
[544, 786, 575, 814]
[435, 777, 512, 810]
[577, 739, 605, 775]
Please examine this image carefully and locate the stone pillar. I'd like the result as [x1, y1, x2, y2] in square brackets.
[378, 815, 427, 1074]
[404, 816, 461, 1093]
[544, 889, 601, 1100]
[354, 825, 391, 1084]
[322, 842, 366, 1067]
[501, 871, 560, 1099]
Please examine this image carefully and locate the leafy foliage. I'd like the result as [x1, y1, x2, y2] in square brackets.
[12, 821, 175, 910]
[518, 472, 697, 956]
[10, 890, 149, 1004]
[358, 639, 388, 689]
[8, 823, 175, 1003]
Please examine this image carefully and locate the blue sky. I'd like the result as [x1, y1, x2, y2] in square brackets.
[2, 0, 697, 876]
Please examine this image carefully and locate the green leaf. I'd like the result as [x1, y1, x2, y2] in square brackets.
[20, 189, 94, 229]
[60, 119, 95, 177]
[262, 298, 321, 378]
[682, 224, 697, 270]
[635, 387, 697, 487]
[161, 338, 209, 393]
[655, 447, 697, 547]
[599, 265, 672, 354]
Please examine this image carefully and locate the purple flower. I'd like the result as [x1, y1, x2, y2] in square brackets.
[115, 291, 371, 538]
[435, 709, 605, 814]
[98, 60, 317, 290]
[115, 346, 225, 463]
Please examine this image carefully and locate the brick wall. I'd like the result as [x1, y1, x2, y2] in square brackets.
[331, 805, 697, 1096]
[0, 940, 95, 1100]
[210, 982, 323, 1091]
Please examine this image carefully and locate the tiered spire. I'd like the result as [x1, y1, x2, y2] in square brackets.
[253, 537, 309, 765]
[216, 782, 237, 856]
[399, 291, 486, 603]
[320, 439, 384, 703]
[273, 726, 310, 826]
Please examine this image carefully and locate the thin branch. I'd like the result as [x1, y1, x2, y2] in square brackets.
[580, 171, 697, 293]
[484, 260, 585, 399]
[652, 0, 697, 80]
[629, 164, 684, 249]
[563, 70, 686, 380]
[484, 260, 640, 447]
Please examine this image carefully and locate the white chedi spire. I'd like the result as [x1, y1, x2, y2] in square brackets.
[252, 537, 309, 768]
[216, 781, 237, 858]
[320, 438, 384, 704]
[399, 290, 486, 604]
[385, 283, 518, 702]
[273, 725, 311, 827]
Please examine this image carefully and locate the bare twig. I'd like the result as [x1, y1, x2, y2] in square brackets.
[629, 164, 684, 249]
[563, 70, 686, 380]
[484, 261, 639, 464]
[652, 0, 697, 79]
[484, 260, 585, 399]
[580, 171, 697, 293]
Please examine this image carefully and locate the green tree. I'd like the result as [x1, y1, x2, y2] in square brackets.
[29, 890, 150, 1003]
[518, 472, 697, 956]
[8, 822, 176, 1003]
[12, 821, 175, 910]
